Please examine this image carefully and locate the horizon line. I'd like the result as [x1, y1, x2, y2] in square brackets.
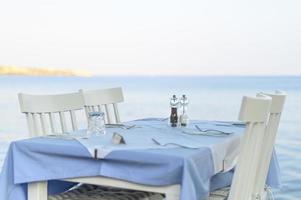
[1, 74, 301, 78]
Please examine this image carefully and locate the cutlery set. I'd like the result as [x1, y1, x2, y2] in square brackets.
[45, 121, 240, 140]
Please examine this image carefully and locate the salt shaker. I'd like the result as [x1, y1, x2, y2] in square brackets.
[180, 94, 189, 127]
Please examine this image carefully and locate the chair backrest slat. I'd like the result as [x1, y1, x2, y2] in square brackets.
[32, 113, 41, 136]
[70, 110, 78, 131]
[59, 111, 68, 133]
[26, 113, 35, 137]
[40, 113, 49, 135]
[104, 104, 111, 124]
[18, 92, 84, 136]
[113, 103, 121, 123]
[228, 94, 272, 200]
[49, 113, 57, 133]
[97, 105, 102, 112]
[80, 87, 124, 124]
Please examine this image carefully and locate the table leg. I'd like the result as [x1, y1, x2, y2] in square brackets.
[165, 188, 180, 200]
[28, 181, 48, 200]
[165, 192, 180, 200]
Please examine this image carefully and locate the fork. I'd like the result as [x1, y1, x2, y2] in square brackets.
[123, 125, 137, 130]
[194, 125, 233, 135]
[106, 124, 139, 130]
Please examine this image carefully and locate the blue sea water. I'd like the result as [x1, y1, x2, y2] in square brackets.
[0, 76, 300, 199]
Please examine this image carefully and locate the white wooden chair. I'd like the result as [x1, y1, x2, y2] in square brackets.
[209, 91, 286, 200]
[227, 94, 272, 200]
[79, 87, 124, 124]
[19, 90, 174, 200]
[252, 91, 286, 199]
[18, 92, 84, 137]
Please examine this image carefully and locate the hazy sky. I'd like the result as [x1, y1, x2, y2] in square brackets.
[0, 0, 300, 75]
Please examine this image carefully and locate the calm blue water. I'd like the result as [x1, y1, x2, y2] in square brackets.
[0, 76, 300, 199]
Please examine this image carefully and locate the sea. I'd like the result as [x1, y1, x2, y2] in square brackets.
[0, 76, 300, 200]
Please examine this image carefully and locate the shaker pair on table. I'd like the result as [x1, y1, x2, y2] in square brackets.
[169, 94, 189, 127]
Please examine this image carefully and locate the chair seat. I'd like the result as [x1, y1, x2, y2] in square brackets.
[49, 184, 164, 200]
[49, 184, 230, 200]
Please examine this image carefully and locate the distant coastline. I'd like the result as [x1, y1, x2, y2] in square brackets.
[0, 66, 92, 77]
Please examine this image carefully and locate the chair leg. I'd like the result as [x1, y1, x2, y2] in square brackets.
[165, 192, 180, 200]
[28, 181, 48, 200]
[262, 190, 268, 200]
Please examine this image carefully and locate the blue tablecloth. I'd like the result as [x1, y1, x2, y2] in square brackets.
[0, 119, 281, 200]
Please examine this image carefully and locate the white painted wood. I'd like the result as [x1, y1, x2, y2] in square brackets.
[165, 190, 180, 200]
[104, 104, 111, 123]
[19, 92, 84, 113]
[227, 94, 272, 200]
[253, 91, 286, 199]
[25, 113, 34, 137]
[59, 111, 67, 133]
[97, 105, 102, 112]
[32, 113, 41, 136]
[79, 87, 124, 124]
[49, 113, 57, 133]
[28, 181, 48, 200]
[70, 110, 78, 131]
[18, 92, 84, 136]
[262, 190, 268, 200]
[113, 103, 121, 123]
[40, 113, 49, 135]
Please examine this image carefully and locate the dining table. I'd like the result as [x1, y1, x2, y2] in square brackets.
[0, 118, 281, 200]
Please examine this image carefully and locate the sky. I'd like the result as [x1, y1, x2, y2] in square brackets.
[0, 0, 300, 76]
